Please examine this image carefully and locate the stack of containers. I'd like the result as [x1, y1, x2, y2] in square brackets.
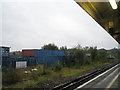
[34, 49, 65, 66]
[22, 49, 66, 66]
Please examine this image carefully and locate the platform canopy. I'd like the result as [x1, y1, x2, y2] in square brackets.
[75, 0, 120, 44]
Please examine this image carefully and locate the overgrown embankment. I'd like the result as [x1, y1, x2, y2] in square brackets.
[2, 60, 115, 88]
[2, 45, 119, 88]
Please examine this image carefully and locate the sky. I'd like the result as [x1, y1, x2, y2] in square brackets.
[1, 0, 119, 51]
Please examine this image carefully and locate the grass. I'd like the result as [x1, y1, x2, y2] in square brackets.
[2, 60, 112, 88]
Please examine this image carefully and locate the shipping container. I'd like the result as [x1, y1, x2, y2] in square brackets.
[11, 57, 37, 67]
[36, 56, 65, 66]
[35, 49, 65, 57]
[2, 56, 65, 67]
[10, 58, 27, 68]
[35, 57, 44, 64]
[22, 49, 68, 57]
[22, 49, 35, 57]
[44, 56, 65, 66]
[27, 58, 37, 66]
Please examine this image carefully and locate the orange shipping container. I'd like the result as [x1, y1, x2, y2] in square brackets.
[22, 50, 35, 57]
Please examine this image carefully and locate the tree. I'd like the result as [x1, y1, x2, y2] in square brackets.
[10, 51, 22, 58]
[75, 44, 82, 50]
[96, 49, 107, 60]
[89, 47, 97, 60]
[60, 46, 67, 50]
[41, 43, 58, 50]
[65, 49, 85, 67]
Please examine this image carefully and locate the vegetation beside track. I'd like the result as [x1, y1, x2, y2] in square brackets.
[2, 60, 115, 88]
[2, 44, 119, 88]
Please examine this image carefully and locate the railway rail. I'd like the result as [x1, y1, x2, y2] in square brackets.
[52, 61, 119, 90]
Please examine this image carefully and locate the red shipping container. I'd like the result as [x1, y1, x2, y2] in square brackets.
[22, 49, 35, 57]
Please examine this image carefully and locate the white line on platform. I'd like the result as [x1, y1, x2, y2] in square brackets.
[106, 72, 120, 88]
[74, 64, 119, 90]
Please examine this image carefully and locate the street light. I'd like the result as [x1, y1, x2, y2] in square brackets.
[108, 0, 117, 9]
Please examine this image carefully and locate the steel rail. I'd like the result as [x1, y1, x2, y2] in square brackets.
[52, 62, 119, 90]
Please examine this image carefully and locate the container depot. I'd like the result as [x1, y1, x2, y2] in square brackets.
[2, 47, 70, 68]
[22, 49, 66, 57]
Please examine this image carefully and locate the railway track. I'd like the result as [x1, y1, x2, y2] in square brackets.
[52, 62, 119, 90]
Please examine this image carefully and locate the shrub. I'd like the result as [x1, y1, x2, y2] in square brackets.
[65, 50, 85, 67]
[38, 66, 50, 76]
[39, 68, 50, 76]
[31, 72, 39, 80]
[52, 61, 63, 72]
[2, 68, 23, 85]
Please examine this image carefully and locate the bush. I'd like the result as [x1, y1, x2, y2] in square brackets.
[31, 72, 39, 80]
[65, 50, 85, 67]
[52, 61, 63, 72]
[2, 68, 24, 85]
[39, 68, 50, 76]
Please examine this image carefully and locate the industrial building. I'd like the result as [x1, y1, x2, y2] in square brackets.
[0, 46, 10, 58]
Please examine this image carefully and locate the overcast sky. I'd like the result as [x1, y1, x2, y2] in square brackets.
[1, 0, 118, 51]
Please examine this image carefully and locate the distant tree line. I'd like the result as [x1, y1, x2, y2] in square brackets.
[41, 43, 67, 50]
[41, 43, 119, 67]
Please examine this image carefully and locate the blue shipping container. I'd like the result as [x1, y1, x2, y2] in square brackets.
[35, 49, 65, 57]
[2, 57, 37, 67]
[36, 56, 65, 66]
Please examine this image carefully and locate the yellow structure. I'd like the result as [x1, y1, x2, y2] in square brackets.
[75, 0, 120, 44]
